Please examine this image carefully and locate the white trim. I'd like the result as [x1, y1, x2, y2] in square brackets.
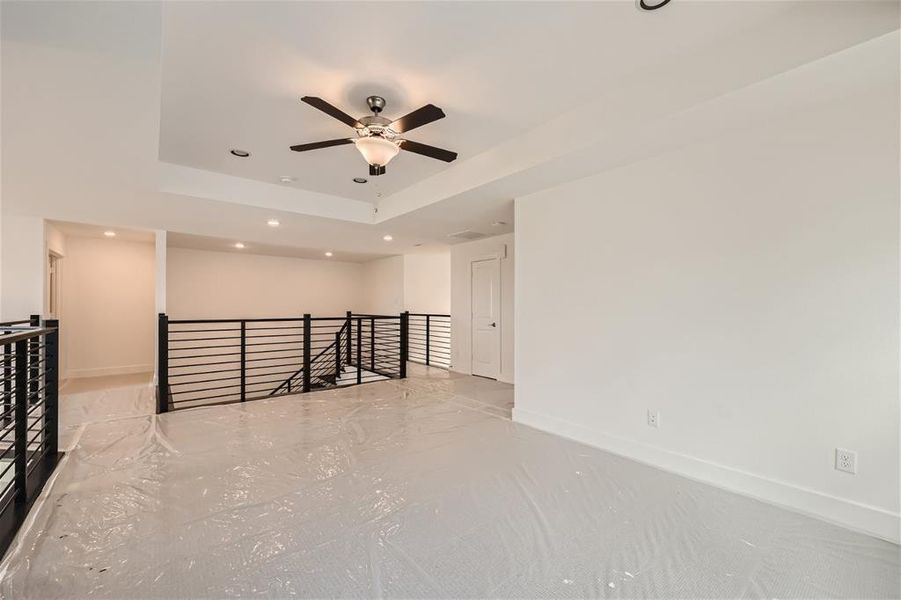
[65, 364, 154, 380]
[512, 406, 901, 545]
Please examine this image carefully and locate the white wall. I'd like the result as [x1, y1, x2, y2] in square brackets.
[404, 252, 451, 314]
[61, 235, 155, 378]
[450, 233, 514, 383]
[514, 86, 899, 541]
[360, 256, 405, 315]
[0, 215, 44, 321]
[167, 247, 366, 319]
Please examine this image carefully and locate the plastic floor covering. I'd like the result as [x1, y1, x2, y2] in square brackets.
[0, 365, 898, 599]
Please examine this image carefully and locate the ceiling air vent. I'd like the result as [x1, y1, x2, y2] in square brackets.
[448, 230, 487, 241]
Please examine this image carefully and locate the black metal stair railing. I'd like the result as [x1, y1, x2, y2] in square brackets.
[157, 311, 410, 413]
[270, 320, 349, 395]
[0, 316, 62, 559]
[407, 313, 451, 369]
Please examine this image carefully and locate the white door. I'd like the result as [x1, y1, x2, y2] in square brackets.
[471, 258, 500, 379]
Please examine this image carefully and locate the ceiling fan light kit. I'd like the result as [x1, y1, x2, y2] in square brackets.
[354, 136, 400, 167]
[290, 95, 457, 176]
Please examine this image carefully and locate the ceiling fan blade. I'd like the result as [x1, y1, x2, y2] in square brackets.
[300, 96, 361, 128]
[389, 104, 445, 133]
[399, 139, 457, 162]
[289, 138, 353, 152]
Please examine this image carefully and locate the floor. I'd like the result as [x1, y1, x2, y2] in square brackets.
[60, 372, 152, 394]
[0, 366, 897, 598]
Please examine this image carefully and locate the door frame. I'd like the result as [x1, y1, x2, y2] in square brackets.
[469, 254, 501, 379]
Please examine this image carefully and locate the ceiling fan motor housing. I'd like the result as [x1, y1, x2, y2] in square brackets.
[366, 95, 386, 114]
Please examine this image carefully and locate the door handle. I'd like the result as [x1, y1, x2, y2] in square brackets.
[490, 322, 496, 327]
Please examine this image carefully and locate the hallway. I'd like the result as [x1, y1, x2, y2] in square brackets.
[0, 365, 896, 598]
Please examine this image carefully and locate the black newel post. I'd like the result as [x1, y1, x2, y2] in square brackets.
[400, 311, 409, 379]
[425, 314, 431, 366]
[157, 314, 169, 414]
[345, 311, 352, 366]
[44, 319, 59, 460]
[3, 342, 11, 427]
[13, 339, 27, 508]
[27, 315, 39, 405]
[335, 330, 342, 381]
[240, 321, 246, 402]
[356, 317, 362, 385]
[370, 317, 375, 371]
[302, 314, 311, 393]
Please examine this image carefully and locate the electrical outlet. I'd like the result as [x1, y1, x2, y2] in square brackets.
[647, 410, 659, 428]
[835, 448, 857, 474]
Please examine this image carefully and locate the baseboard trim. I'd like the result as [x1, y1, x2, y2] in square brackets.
[512, 407, 900, 545]
[65, 364, 154, 380]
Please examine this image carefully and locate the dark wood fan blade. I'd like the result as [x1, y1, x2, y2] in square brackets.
[389, 104, 445, 133]
[399, 139, 457, 162]
[289, 138, 353, 152]
[300, 96, 361, 128]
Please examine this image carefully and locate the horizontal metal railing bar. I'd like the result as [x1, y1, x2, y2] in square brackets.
[26, 419, 50, 436]
[0, 440, 16, 463]
[409, 342, 450, 350]
[0, 319, 31, 327]
[167, 335, 241, 343]
[169, 346, 304, 360]
[168, 350, 242, 359]
[171, 382, 241, 395]
[168, 343, 240, 352]
[169, 317, 304, 324]
[244, 333, 303, 339]
[406, 313, 451, 317]
[408, 348, 450, 355]
[245, 354, 303, 364]
[171, 391, 242, 403]
[169, 368, 302, 387]
[245, 340, 307, 348]
[25, 400, 46, 419]
[0, 459, 14, 484]
[168, 327, 241, 333]
[0, 327, 57, 345]
[409, 348, 451, 355]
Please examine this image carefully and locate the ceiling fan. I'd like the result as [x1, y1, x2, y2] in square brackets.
[290, 95, 457, 176]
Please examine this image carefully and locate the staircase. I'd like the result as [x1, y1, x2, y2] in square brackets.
[158, 312, 410, 412]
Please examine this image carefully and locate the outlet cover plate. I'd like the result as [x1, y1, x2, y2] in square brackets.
[835, 448, 857, 474]
[647, 410, 659, 428]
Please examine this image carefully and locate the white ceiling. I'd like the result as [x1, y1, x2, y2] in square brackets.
[167, 231, 391, 263]
[49, 220, 155, 244]
[2, 1, 898, 261]
[157, 1, 795, 203]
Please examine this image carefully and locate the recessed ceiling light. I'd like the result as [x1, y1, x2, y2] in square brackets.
[353, 177, 368, 184]
[234, 242, 245, 249]
[279, 176, 295, 183]
[103, 230, 116, 237]
[324, 251, 333, 257]
[491, 221, 507, 227]
[229, 148, 251, 158]
[267, 219, 280, 227]
[383, 234, 393, 242]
